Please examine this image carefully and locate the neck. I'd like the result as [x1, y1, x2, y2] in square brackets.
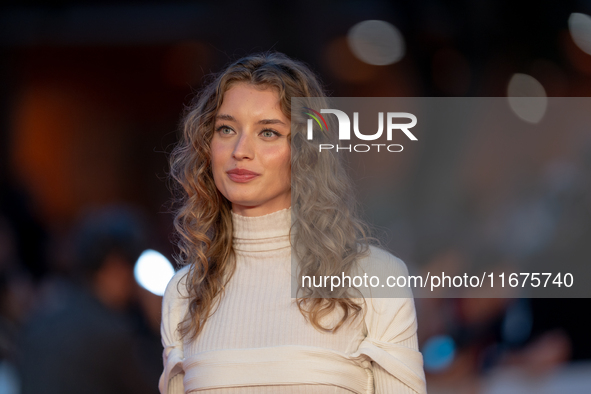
[231, 199, 291, 218]
[231, 207, 292, 252]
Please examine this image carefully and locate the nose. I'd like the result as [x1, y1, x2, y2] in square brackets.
[232, 131, 254, 160]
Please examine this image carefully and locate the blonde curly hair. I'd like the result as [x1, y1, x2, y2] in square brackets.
[169, 52, 371, 340]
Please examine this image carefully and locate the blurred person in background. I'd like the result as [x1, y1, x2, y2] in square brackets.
[0, 184, 43, 394]
[18, 205, 159, 394]
[0, 213, 30, 394]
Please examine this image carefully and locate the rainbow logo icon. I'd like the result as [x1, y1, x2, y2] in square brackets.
[304, 107, 329, 132]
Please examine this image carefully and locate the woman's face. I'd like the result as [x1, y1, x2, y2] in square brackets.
[211, 83, 291, 217]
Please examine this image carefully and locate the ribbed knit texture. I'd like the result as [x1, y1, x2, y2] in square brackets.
[160, 207, 426, 394]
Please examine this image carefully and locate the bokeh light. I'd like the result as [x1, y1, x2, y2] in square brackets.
[568, 13, 591, 56]
[422, 335, 456, 373]
[347, 20, 405, 66]
[507, 73, 547, 124]
[134, 249, 175, 296]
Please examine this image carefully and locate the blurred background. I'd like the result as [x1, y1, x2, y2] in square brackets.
[1, 0, 591, 393]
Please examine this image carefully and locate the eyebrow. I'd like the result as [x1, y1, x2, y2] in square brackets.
[215, 113, 287, 126]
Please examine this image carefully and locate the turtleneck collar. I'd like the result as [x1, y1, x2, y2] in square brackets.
[231, 207, 292, 252]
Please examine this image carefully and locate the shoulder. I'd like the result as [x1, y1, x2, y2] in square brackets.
[162, 265, 191, 310]
[161, 265, 191, 342]
[356, 245, 410, 278]
[359, 249, 419, 339]
[352, 245, 414, 299]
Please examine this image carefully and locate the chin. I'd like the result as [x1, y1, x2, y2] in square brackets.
[226, 196, 262, 208]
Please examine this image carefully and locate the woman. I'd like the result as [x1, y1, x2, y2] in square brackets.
[160, 52, 426, 394]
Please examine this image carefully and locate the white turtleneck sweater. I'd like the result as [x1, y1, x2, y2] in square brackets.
[159, 208, 426, 394]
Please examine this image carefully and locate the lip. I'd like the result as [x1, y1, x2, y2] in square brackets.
[226, 168, 260, 183]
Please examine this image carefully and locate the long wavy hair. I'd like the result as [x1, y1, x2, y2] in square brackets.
[169, 52, 372, 341]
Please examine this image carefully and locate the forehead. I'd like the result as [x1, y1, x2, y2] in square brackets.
[219, 83, 285, 114]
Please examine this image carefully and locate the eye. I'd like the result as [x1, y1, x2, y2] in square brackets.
[260, 130, 279, 138]
[216, 125, 234, 135]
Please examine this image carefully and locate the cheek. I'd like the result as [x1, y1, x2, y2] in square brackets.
[210, 140, 226, 188]
[283, 151, 291, 178]
[210, 140, 225, 173]
[270, 147, 291, 182]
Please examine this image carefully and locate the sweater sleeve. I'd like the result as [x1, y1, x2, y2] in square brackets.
[352, 251, 427, 394]
[366, 297, 425, 394]
[159, 266, 190, 394]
